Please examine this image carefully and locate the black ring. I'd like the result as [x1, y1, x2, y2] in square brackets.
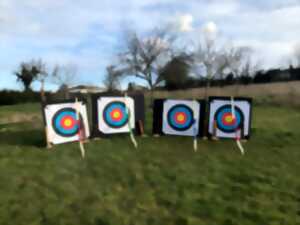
[167, 104, 194, 131]
[102, 101, 129, 128]
[214, 104, 244, 133]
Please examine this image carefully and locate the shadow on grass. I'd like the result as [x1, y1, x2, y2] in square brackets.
[0, 123, 45, 148]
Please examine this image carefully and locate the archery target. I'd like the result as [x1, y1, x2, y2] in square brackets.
[97, 97, 135, 134]
[208, 98, 251, 139]
[103, 101, 129, 128]
[214, 105, 243, 133]
[44, 102, 90, 145]
[162, 100, 200, 136]
[52, 108, 80, 137]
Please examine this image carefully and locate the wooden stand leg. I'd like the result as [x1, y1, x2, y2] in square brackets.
[212, 120, 219, 141]
[138, 120, 148, 137]
[45, 126, 53, 149]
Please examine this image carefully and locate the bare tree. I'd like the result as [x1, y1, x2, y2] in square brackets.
[103, 65, 122, 91]
[225, 46, 248, 95]
[52, 63, 78, 99]
[224, 45, 258, 94]
[239, 54, 260, 80]
[224, 46, 253, 78]
[118, 28, 175, 103]
[192, 37, 227, 98]
[52, 63, 77, 86]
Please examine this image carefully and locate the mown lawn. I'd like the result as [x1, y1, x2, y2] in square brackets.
[0, 102, 299, 225]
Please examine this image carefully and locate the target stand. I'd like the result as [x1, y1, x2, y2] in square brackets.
[152, 99, 206, 137]
[91, 93, 145, 137]
[43, 100, 90, 146]
[207, 96, 252, 140]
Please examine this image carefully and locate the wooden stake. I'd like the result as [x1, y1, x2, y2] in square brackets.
[212, 119, 219, 140]
[138, 120, 145, 136]
[45, 126, 52, 149]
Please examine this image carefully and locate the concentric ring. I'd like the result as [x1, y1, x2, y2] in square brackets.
[52, 108, 80, 137]
[214, 105, 243, 133]
[103, 101, 129, 128]
[167, 104, 194, 131]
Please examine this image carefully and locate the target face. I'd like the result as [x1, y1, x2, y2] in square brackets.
[103, 101, 129, 128]
[52, 108, 80, 137]
[215, 105, 243, 133]
[97, 97, 135, 134]
[208, 97, 252, 139]
[167, 104, 194, 131]
[162, 100, 200, 136]
[44, 102, 90, 145]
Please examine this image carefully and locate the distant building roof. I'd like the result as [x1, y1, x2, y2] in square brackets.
[68, 85, 106, 94]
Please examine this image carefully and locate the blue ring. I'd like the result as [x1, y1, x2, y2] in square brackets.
[167, 104, 194, 131]
[103, 101, 129, 128]
[214, 105, 243, 133]
[52, 108, 79, 137]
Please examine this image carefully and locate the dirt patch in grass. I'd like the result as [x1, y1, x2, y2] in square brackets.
[0, 113, 41, 124]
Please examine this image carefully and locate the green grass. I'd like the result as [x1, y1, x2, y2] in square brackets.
[0, 103, 300, 225]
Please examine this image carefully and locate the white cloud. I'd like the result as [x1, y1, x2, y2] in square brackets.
[178, 14, 194, 32]
[203, 21, 218, 36]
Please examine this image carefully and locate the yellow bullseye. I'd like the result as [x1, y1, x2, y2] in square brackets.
[113, 111, 121, 119]
[177, 114, 185, 122]
[225, 115, 234, 123]
[64, 119, 72, 127]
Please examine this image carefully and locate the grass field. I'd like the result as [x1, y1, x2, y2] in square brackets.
[0, 101, 300, 225]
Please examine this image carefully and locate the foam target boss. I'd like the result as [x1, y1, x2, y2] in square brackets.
[43, 100, 90, 146]
[91, 93, 145, 137]
[152, 99, 206, 137]
[207, 96, 252, 140]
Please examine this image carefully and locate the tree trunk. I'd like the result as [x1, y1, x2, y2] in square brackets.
[234, 73, 239, 96]
[204, 78, 211, 101]
[40, 79, 47, 103]
[148, 72, 154, 108]
[64, 87, 70, 100]
[203, 76, 211, 139]
[24, 85, 31, 93]
[149, 83, 154, 108]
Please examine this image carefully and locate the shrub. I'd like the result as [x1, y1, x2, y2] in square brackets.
[0, 90, 48, 106]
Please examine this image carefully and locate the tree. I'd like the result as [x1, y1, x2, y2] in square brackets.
[224, 46, 259, 90]
[289, 66, 300, 80]
[127, 82, 135, 92]
[239, 55, 260, 84]
[192, 36, 227, 98]
[52, 63, 78, 99]
[224, 46, 254, 79]
[159, 54, 191, 90]
[52, 63, 77, 87]
[118, 28, 175, 103]
[103, 65, 122, 92]
[14, 59, 47, 92]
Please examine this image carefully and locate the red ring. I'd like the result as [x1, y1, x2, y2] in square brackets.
[60, 116, 76, 130]
[222, 112, 236, 126]
[174, 112, 187, 124]
[110, 108, 123, 122]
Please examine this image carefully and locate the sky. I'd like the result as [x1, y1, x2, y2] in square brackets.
[0, 0, 299, 91]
